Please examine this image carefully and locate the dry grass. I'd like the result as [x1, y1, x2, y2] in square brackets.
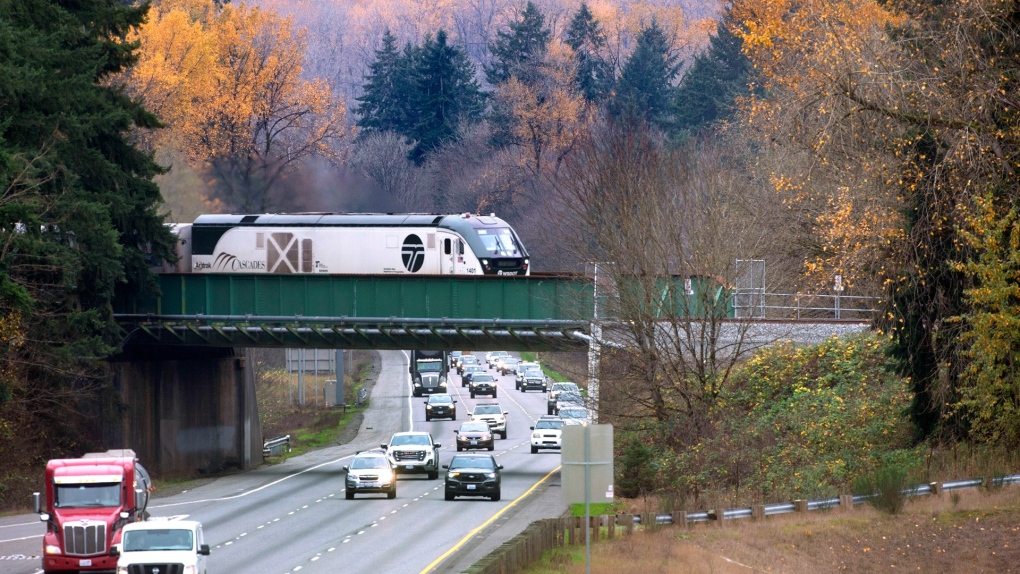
[529, 487, 1020, 573]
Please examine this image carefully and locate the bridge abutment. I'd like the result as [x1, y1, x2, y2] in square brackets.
[108, 346, 263, 476]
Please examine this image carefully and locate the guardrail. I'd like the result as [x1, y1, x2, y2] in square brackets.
[466, 472, 1020, 574]
[262, 435, 291, 457]
[734, 291, 880, 320]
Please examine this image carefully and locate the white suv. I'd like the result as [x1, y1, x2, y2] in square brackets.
[530, 417, 564, 453]
[113, 519, 209, 574]
[470, 403, 509, 439]
[382, 432, 441, 480]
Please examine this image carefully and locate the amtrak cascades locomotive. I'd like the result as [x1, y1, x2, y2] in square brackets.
[163, 213, 530, 275]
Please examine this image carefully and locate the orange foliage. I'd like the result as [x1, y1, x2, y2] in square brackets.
[122, 0, 352, 210]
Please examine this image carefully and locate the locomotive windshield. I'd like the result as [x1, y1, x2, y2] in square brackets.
[476, 228, 521, 256]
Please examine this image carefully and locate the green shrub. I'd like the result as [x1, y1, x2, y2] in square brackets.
[617, 438, 657, 498]
[853, 463, 912, 515]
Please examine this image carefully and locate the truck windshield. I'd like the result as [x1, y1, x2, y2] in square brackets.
[54, 483, 120, 508]
[123, 529, 194, 552]
[416, 360, 443, 373]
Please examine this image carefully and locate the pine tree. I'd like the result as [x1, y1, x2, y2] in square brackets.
[613, 19, 680, 130]
[407, 30, 483, 164]
[0, 0, 173, 436]
[673, 8, 755, 133]
[485, 1, 551, 87]
[355, 29, 407, 134]
[565, 2, 614, 105]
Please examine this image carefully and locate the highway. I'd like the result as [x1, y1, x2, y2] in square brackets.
[0, 351, 567, 574]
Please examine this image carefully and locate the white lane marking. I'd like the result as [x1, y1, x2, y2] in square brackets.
[402, 350, 414, 432]
[151, 453, 355, 509]
[0, 534, 43, 543]
[0, 522, 39, 529]
[310, 556, 319, 562]
[328, 547, 336, 551]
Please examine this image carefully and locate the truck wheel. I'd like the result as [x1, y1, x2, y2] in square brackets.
[470, 392, 475, 398]
[547, 406, 554, 415]
[531, 445, 538, 454]
[488, 444, 494, 451]
[445, 492, 455, 501]
[457, 445, 463, 452]
[491, 489, 501, 501]
[493, 390, 498, 398]
[501, 430, 507, 440]
[387, 488, 396, 500]
[428, 470, 439, 480]
[425, 415, 431, 422]
[345, 491, 354, 500]
[452, 412, 456, 420]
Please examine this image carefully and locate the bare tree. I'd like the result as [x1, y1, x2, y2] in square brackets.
[552, 119, 776, 444]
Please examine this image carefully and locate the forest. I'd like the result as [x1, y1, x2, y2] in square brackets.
[1, 0, 1019, 509]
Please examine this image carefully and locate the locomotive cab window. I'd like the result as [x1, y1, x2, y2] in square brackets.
[444, 238, 452, 255]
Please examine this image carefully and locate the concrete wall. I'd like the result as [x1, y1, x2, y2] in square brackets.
[109, 346, 263, 476]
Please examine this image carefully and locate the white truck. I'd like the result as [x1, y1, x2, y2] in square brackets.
[110, 519, 209, 574]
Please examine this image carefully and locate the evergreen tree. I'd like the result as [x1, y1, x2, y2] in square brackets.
[613, 19, 680, 130]
[673, 8, 755, 133]
[355, 29, 409, 134]
[484, 1, 551, 87]
[407, 30, 483, 164]
[565, 2, 614, 105]
[0, 0, 173, 435]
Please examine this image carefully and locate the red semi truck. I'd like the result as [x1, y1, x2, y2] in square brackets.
[32, 449, 152, 573]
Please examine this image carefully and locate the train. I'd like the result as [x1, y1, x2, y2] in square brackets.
[160, 213, 530, 276]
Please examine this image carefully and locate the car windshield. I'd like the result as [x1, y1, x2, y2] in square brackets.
[460, 422, 489, 432]
[535, 420, 563, 429]
[504, 359, 518, 365]
[463, 356, 478, 363]
[554, 383, 579, 393]
[416, 360, 443, 373]
[449, 456, 496, 470]
[390, 434, 431, 446]
[351, 456, 390, 470]
[428, 395, 453, 404]
[524, 370, 543, 378]
[465, 366, 482, 372]
[472, 375, 494, 382]
[559, 392, 583, 403]
[474, 405, 502, 414]
[54, 483, 121, 508]
[560, 408, 587, 419]
[123, 529, 194, 552]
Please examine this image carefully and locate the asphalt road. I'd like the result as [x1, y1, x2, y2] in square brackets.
[0, 351, 567, 574]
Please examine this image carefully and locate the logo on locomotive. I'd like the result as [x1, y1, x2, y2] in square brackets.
[402, 234, 425, 272]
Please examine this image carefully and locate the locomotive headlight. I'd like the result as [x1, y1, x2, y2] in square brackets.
[481, 259, 489, 265]
[524, 258, 529, 266]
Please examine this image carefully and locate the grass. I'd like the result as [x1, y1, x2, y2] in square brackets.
[569, 502, 622, 517]
[257, 351, 375, 464]
[522, 486, 1020, 573]
[520, 351, 573, 383]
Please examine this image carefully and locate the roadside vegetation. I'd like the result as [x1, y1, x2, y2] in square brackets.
[254, 349, 376, 461]
[523, 487, 1020, 573]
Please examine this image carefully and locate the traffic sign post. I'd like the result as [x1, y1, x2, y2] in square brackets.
[562, 424, 614, 574]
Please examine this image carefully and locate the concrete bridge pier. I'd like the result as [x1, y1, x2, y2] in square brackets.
[108, 346, 263, 476]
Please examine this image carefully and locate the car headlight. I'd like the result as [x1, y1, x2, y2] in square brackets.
[379, 469, 393, 482]
[532, 432, 540, 439]
[183, 566, 198, 574]
[457, 435, 468, 441]
[414, 382, 422, 387]
[485, 472, 497, 479]
[426, 405, 432, 410]
[483, 434, 491, 440]
[117, 567, 128, 574]
[448, 472, 459, 478]
[45, 544, 61, 555]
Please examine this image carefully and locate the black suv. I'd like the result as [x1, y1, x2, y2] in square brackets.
[469, 373, 498, 398]
[443, 454, 503, 501]
[424, 394, 456, 421]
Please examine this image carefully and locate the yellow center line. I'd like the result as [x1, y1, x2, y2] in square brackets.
[419, 465, 561, 574]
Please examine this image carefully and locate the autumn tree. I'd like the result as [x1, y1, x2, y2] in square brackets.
[730, 0, 1020, 441]
[612, 18, 680, 130]
[123, 0, 352, 213]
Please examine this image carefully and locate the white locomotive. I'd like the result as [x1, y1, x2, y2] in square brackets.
[162, 213, 530, 276]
